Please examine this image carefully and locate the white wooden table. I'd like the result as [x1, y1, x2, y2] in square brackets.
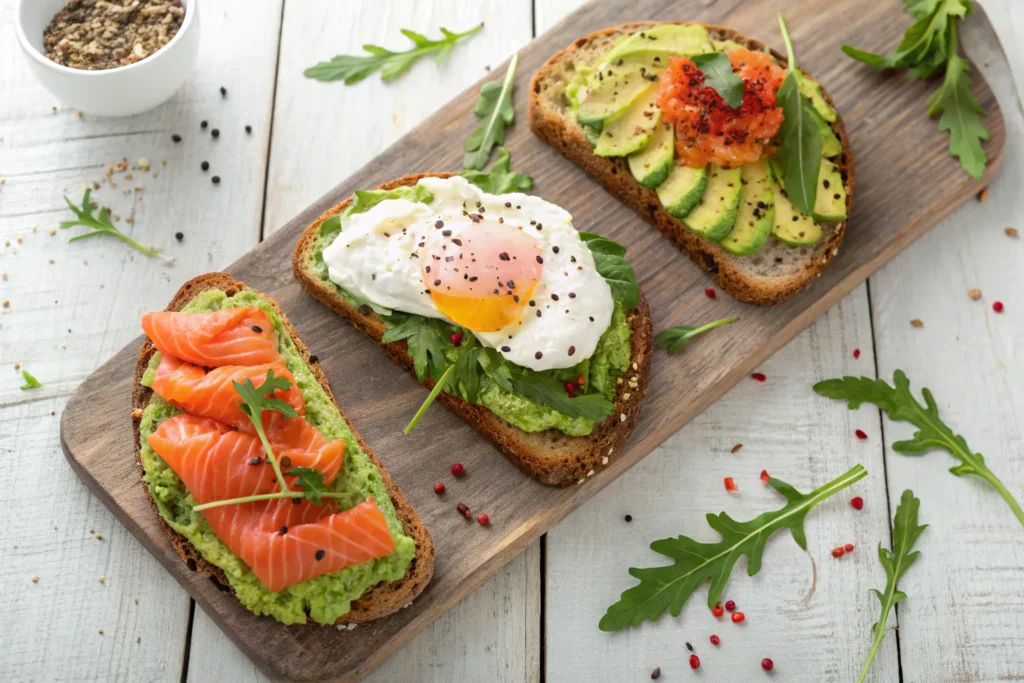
[2, 1, 1022, 680]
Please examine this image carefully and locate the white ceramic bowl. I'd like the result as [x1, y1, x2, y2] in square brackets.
[16, 0, 200, 117]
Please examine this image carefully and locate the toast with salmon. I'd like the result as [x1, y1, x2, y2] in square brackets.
[529, 22, 855, 305]
[132, 273, 433, 624]
[293, 173, 653, 487]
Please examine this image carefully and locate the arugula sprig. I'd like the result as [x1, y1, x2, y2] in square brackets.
[304, 24, 483, 84]
[842, 0, 988, 179]
[460, 147, 533, 195]
[858, 490, 927, 683]
[578, 232, 640, 311]
[463, 53, 519, 170]
[19, 370, 42, 390]
[600, 464, 868, 631]
[61, 190, 172, 263]
[655, 317, 738, 354]
[814, 370, 1024, 528]
[690, 53, 744, 109]
[775, 14, 822, 216]
[192, 370, 343, 512]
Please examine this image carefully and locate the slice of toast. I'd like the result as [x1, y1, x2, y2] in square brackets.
[292, 173, 653, 487]
[131, 272, 433, 623]
[529, 22, 856, 305]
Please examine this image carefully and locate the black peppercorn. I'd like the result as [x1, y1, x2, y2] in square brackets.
[212, 175, 221, 184]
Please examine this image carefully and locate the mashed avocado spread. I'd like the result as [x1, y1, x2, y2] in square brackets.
[310, 187, 633, 437]
[138, 289, 416, 625]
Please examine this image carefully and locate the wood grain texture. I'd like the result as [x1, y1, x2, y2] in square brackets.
[187, 2, 542, 682]
[0, 0, 283, 680]
[866, 5, 1024, 680]
[57, 0, 1008, 680]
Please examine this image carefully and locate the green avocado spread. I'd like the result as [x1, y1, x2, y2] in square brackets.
[311, 190, 633, 437]
[138, 289, 416, 625]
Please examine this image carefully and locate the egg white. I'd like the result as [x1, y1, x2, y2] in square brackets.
[322, 176, 614, 372]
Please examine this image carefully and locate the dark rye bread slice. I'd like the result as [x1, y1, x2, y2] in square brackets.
[292, 173, 653, 487]
[131, 272, 433, 623]
[529, 22, 856, 305]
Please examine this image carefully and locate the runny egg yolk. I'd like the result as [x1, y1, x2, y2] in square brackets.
[421, 221, 543, 332]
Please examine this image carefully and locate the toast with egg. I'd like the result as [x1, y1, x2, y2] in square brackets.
[133, 272, 434, 624]
[529, 22, 855, 305]
[293, 173, 653, 487]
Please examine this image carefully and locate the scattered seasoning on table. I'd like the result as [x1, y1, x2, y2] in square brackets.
[993, 301, 1005, 313]
[850, 497, 864, 510]
[760, 469, 770, 483]
[433, 482, 445, 495]
[220, 86, 227, 97]
[476, 513, 489, 526]
[451, 463, 464, 477]
[704, 288, 717, 299]
[1006, 227, 1019, 238]
[725, 600, 736, 612]
[855, 429, 868, 440]
[211, 128, 220, 139]
[43, 0, 185, 70]
[172, 134, 182, 143]
[731, 611, 745, 623]
[98, 577, 105, 584]
[211, 175, 221, 185]
[650, 667, 661, 680]
[724, 477, 738, 493]
[201, 120, 208, 129]
[174, 232, 183, 241]
[624, 514, 632, 523]
[853, 348, 861, 359]
[761, 658, 774, 671]
[456, 503, 470, 519]
[831, 546, 845, 558]
[751, 372, 766, 382]
[98, 629, 104, 635]
[685, 642, 694, 652]
[731, 443, 743, 453]
[968, 288, 982, 300]
[201, 161, 209, 171]
[31, 576, 39, 584]
[245, 125, 252, 134]
[712, 603, 724, 617]
[977, 187, 990, 202]
[689, 654, 700, 669]
[910, 319, 924, 328]
[844, 543, 855, 553]
[710, 634, 720, 645]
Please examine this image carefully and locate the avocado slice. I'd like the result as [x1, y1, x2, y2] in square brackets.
[812, 160, 847, 222]
[604, 24, 713, 64]
[810, 106, 842, 158]
[657, 163, 707, 218]
[594, 83, 661, 157]
[771, 180, 822, 247]
[796, 70, 837, 123]
[711, 38, 747, 52]
[628, 121, 674, 187]
[683, 166, 743, 242]
[720, 160, 775, 255]
[576, 54, 664, 128]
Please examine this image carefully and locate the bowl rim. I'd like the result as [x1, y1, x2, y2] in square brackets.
[15, 0, 197, 77]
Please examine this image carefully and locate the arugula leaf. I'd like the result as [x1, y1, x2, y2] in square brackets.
[452, 345, 482, 403]
[460, 147, 533, 194]
[600, 464, 868, 631]
[654, 317, 738, 355]
[775, 15, 822, 216]
[381, 314, 456, 382]
[464, 53, 519, 170]
[508, 366, 615, 422]
[858, 490, 927, 683]
[477, 347, 513, 391]
[233, 371, 299, 421]
[61, 190, 172, 263]
[579, 232, 640, 311]
[286, 467, 329, 506]
[690, 53, 744, 109]
[19, 370, 42, 390]
[404, 359, 458, 434]
[814, 370, 1024, 527]
[304, 24, 483, 84]
[841, 0, 987, 178]
[927, 38, 988, 180]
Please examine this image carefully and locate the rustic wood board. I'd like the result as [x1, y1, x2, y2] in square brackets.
[60, 0, 1005, 680]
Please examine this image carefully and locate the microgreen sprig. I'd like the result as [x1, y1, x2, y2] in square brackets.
[192, 370, 342, 512]
[61, 189, 173, 264]
[655, 317, 738, 355]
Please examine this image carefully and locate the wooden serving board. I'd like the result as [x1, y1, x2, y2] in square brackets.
[61, 0, 1006, 680]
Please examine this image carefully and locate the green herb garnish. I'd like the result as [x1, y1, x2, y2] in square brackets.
[380, 315, 457, 383]
[600, 464, 868, 631]
[19, 370, 42, 390]
[304, 24, 483, 84]
[61, 190, 172, 263]
[690, 53, 745, 109]
[774, 14, 822, 216]
[578, 232, 640, 311]
[460, 147, 533, 194]
[842, 0, 988, 179]
[655, 317, 738, 354]
[858, 490, 927, 683]
[814, 370, 1024, 527]
[463, 53, 519, 170]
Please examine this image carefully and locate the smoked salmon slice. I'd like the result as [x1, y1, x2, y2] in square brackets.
[149, 415, 393, 592]
[150, 356, 305, 430]
[141, 308, 281, 367]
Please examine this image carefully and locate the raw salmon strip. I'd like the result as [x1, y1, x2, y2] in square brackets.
[149, 415, 392, 592]
[141, 307, 281, 367]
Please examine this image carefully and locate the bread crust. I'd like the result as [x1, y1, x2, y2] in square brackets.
[292, 173, 653, 487]
[131, 273, 433, 624]
[528, 22, 856, 305]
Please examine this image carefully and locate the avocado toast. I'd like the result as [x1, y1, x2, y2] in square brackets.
[133, 273, 433, 625]
[293, 173, 653, 487]
[529, 22, 855, 305]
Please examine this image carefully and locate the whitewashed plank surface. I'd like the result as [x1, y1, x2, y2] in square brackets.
[185, 3, 542, 682]
[867, 3, 1024, 680]
[0, 0, 283, 680]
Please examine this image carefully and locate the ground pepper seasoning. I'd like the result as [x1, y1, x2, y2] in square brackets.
[43, 0, 185, 71]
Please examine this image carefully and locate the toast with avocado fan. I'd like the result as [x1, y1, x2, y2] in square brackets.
[529, 22, 855, 305]
[132, 272, 433, 624]
[292, 173, 653, 488]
